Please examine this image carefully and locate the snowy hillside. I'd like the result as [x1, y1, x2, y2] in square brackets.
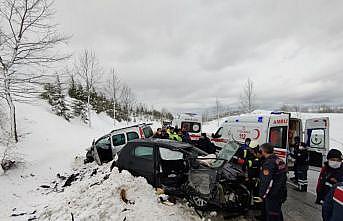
[0, 101, 166, 220]
[202, 112, 343, 152]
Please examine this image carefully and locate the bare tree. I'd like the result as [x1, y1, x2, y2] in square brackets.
[104, 68, 120, 127]
[0, 0, 69, 142]
[120, 84, 135, 122]
[74, 50, 102, 128]
[240, 78, 256, 113]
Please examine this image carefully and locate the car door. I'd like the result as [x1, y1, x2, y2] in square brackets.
[157, 147, 186, 187]
[93, 135, 112, 165]
[305, 117, 330, 167]
[128, 143, 156, 186]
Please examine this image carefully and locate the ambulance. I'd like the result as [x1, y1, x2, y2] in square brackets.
[172, 113, 202, 141]
[211, 112, 329, 167]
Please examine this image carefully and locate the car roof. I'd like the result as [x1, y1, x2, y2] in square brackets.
[110, 123, 152, 133]
[128, 138, 193, 149]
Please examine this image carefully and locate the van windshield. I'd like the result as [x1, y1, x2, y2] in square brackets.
[181, 122, 201, 133]
[269, 126, 287, 149]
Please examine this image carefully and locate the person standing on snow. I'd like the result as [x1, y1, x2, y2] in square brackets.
[290, 136, 301, 183]
[259, 143, 288, 221]
[322, 182, 343, 221]
[292, 142, 309, 192]
[316, 149, 343, 204]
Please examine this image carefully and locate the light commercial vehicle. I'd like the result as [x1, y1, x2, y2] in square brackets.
[211, 112, 329, 167]
[85, 123, 154, 164]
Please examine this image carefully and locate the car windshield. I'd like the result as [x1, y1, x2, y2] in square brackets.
[210, 141, 240, 168]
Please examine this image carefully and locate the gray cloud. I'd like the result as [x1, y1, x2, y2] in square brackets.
[55, 0, 343, 112]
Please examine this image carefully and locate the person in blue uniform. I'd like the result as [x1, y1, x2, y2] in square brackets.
[259, 143, 288, 221]
[322, 182, 343, 221]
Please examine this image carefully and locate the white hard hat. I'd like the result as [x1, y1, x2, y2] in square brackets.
[249, 140, 259, 149]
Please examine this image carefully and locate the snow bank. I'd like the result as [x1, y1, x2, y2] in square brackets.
[0, 101, 161, 219]
[39, 162, 199, 221]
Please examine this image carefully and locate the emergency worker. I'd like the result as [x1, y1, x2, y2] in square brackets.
[160, 129, 169, 139]
[292, 142, 309, 192]
[290, 136, 301, 182]
[169, 128, 182, 142]
[259, 143, 287, 221]
[181, 127, 191, 143]
[316, 149, 343, 204]
[197, 133, 216, 154]
[246, 141, 262, 196]
[322, 182, 343, 221]
[235, 138, 252, 171]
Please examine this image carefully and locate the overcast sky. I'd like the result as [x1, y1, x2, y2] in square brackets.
[55, 0, 343, 112]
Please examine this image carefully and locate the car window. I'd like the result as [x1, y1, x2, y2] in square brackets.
[134, 145, 153, 160]
[143, 126, 153, 138]
[95, 136, 111, 149]
[112, 133, 126, 146]
[159, 147, 184, 160]
[127, 132, 139, 141]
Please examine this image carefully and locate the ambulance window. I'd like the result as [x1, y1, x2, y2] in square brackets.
[269, 127, 287, 149]
[307, 129, 325, 149]
[181, 122, 191, 131]
[181, 122, 201, 133]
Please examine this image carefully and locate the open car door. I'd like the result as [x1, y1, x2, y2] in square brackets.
[305, 117, 329, 167]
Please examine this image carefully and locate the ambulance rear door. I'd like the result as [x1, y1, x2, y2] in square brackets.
[305, 117, 329, 167]
[268, 113, 290, 163]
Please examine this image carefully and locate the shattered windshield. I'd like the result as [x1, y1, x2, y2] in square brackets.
[217, 141, 240, 160]
[210, 142, 240, 168]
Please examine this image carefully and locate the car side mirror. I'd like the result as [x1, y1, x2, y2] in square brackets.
[212, 133, 215, 138]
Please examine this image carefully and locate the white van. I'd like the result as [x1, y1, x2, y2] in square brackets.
[85, 123, 154, 164]
[210, 112, 329, 167]
[172, 113, 202, 141]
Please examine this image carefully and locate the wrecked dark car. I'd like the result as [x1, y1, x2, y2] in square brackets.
[112, 139, 254, 214]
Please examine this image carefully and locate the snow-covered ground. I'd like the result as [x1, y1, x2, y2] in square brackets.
[1, 104, 343, 220]
[0, 101, 168, 220]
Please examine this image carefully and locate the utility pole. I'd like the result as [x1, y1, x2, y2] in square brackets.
[216, 97, 220, 127]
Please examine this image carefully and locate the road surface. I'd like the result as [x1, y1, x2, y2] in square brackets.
[283, 183, 322, 221]
[216, 169, 323, 221]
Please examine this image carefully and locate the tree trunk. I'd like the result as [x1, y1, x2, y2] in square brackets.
[3, 69, 18, 142]
[113, 100, 116, 127]
[87, 93, 91, 128]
